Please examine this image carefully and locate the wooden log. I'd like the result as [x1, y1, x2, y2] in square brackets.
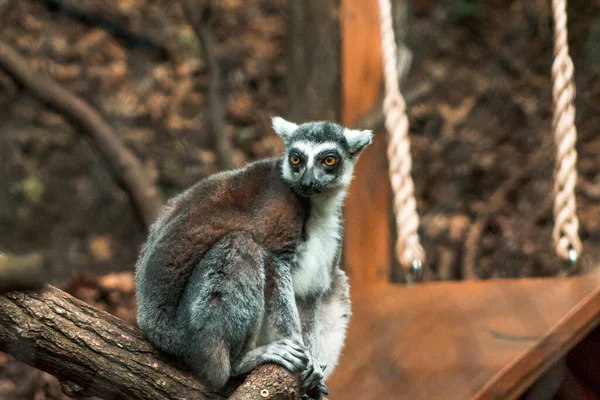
[340, 0, 382, 125]
[286, 0, 341, 122]
[340, 0, 388, 293]
[229, 364, 301, 400]
[0, 286, 302, 400]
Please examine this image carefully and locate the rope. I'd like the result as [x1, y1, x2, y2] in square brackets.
[377, 0, 425, 276]
[377, 0, 581, 273]
[551, 0, 582, 263]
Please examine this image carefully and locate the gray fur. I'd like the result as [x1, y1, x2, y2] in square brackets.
[135, 117, 371, 397]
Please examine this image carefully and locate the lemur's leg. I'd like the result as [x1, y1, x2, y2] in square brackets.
[297, 270, 351, 399]
[231, 256, 306, 374]
[232, 255, 327, 397]
[313, 269, 351, 380]
[177, 232, 266, 390]
[298, 296, 321, 351]
[297, 295, 329, 396]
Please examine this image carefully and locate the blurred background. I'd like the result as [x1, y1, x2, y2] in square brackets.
[1, 0, 599, 398]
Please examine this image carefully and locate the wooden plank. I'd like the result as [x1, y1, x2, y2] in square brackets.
[558, 325, 600, 397]
[475, 279, 600, 400]
[341, 0, 387, 293]
[327, 274, 600, 400]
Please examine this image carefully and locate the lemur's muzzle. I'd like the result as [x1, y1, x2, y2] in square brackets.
[297, 169, 323, 196]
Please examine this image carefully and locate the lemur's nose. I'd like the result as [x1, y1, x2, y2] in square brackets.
[299, 169, 316, 189]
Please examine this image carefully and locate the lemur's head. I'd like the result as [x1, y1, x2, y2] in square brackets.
[272, 117, 373, 197]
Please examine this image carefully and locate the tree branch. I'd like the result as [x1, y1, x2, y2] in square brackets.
[39, 0, 169, 60]
[0, 285, 302, 400]
[181, 0, 235, 171]
[0, 40, 163, 229]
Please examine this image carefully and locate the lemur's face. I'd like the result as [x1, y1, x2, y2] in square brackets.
[272, 117, 373, 197]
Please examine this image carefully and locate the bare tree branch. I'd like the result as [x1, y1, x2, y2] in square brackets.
[230, 364, 301, 400]
[181, 0, 235, 171]
[39, 0, 169, 60]
[0, 40, 163, 229]
[0, 285, 303, 400]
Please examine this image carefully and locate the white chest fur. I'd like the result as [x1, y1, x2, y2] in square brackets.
[292, 192, 343, 297]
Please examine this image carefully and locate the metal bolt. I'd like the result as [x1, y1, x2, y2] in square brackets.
[411, 259, 423, 282]
[568, 247, 578, 265]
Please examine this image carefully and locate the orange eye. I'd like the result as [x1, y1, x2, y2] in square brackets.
[323, 156, 337, 166]
[290, 154, 301, 165]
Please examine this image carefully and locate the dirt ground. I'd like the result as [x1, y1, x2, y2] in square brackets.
[1, 0, 600, 398]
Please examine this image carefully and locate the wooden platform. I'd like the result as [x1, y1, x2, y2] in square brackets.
[327, 273, 600, 400]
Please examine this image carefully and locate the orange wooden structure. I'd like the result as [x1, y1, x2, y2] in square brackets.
[328, 274, 600, 399]
[333, 0, 600, 399]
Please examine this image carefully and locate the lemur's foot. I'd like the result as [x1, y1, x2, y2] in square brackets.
[262, 339, 308, 372]
[260, 340, 328, 398]
[304, 383, 329, 400]
[300, 352, 328, 397]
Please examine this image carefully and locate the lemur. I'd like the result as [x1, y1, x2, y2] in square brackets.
[135, 117, 372, 398]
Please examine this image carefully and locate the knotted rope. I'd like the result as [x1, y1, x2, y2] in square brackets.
[377, 0, 582, 277]
[551, 0, 582, 264]
[377, 0, 425, 278]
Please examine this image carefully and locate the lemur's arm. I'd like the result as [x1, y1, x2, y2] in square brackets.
[265, 254, 304, 343]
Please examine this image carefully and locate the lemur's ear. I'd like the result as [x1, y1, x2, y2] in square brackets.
[344, 128, 373, 157]
[272, 117, 298, 140]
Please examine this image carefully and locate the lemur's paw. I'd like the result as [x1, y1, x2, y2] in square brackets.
[300, 353, 327, 396]
[303, 379, 328, 399]
[263, 339, 308, 372]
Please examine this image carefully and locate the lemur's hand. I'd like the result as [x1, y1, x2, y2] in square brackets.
[262, 339, 309, 372]
[299, 351, 328, 398]
[261, 339, 328, 398]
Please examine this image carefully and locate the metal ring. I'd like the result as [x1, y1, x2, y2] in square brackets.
[411, 259, 423, 282]
[564, 244, 578, 276]
[567, 246, 578, 265]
